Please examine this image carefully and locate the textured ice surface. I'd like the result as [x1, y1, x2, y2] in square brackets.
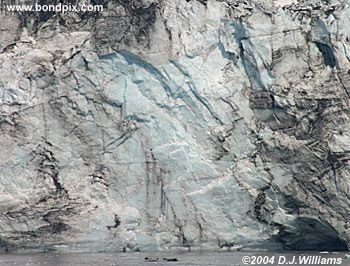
[0, 0, 349, 252]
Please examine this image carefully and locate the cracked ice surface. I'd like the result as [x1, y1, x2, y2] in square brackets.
[0, 0, 349, 252]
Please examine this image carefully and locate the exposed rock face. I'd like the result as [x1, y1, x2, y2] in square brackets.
[0, 0, 349, 252]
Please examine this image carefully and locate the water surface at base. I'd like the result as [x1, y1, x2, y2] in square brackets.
[0, 252, 349, 266]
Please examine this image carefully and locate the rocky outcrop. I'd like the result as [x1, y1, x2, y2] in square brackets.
[0, 0, 349, 252]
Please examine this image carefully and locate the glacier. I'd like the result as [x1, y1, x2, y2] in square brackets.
[0, 0, 349, 252]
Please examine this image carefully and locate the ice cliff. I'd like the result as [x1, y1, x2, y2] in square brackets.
[0, 0, 349, 252]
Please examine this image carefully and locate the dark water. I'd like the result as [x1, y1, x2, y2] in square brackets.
[0, 252, 349, 266]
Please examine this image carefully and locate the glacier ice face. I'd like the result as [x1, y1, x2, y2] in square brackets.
[0, 0, 349, 252]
